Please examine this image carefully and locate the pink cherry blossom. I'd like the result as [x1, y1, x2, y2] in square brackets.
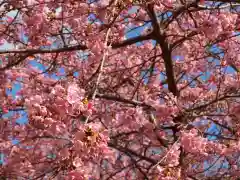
[67, 84, 85, 104]
[0, 0, 239, 179]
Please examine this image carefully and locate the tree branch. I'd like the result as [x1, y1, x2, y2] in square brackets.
[110, 33, 153, 49]
[96, 93, 154, 110]
[0, 44, 88, 55]
[147, 4, 178, 96]
[108, 142, 157, 165]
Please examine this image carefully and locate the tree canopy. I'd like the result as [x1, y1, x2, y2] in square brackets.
[0, 0, 240, 179]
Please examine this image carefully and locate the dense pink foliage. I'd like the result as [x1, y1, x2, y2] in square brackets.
[0, 0, 240, 179]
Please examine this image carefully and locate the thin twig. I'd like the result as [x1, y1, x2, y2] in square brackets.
[151, 138, 180, 170]
[150, 123, 190, 171]
[85, 0, 119, 124]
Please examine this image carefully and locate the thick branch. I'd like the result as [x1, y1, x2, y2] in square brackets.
[0, 34, 153, 71]
[147, 4, 178, 96]
[0, 44, 88, 55]
[110, 33, 153, 49]
[96, 93, 154, 110]
[0, 34, 153, 55]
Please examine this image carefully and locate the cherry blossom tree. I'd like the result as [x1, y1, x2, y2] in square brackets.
[0, 0, 240, 179]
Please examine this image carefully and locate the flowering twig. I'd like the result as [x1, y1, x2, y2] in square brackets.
[150, 123, 190, 171]
[85, 0, 119, 124]
[151, 138, 180, 170]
